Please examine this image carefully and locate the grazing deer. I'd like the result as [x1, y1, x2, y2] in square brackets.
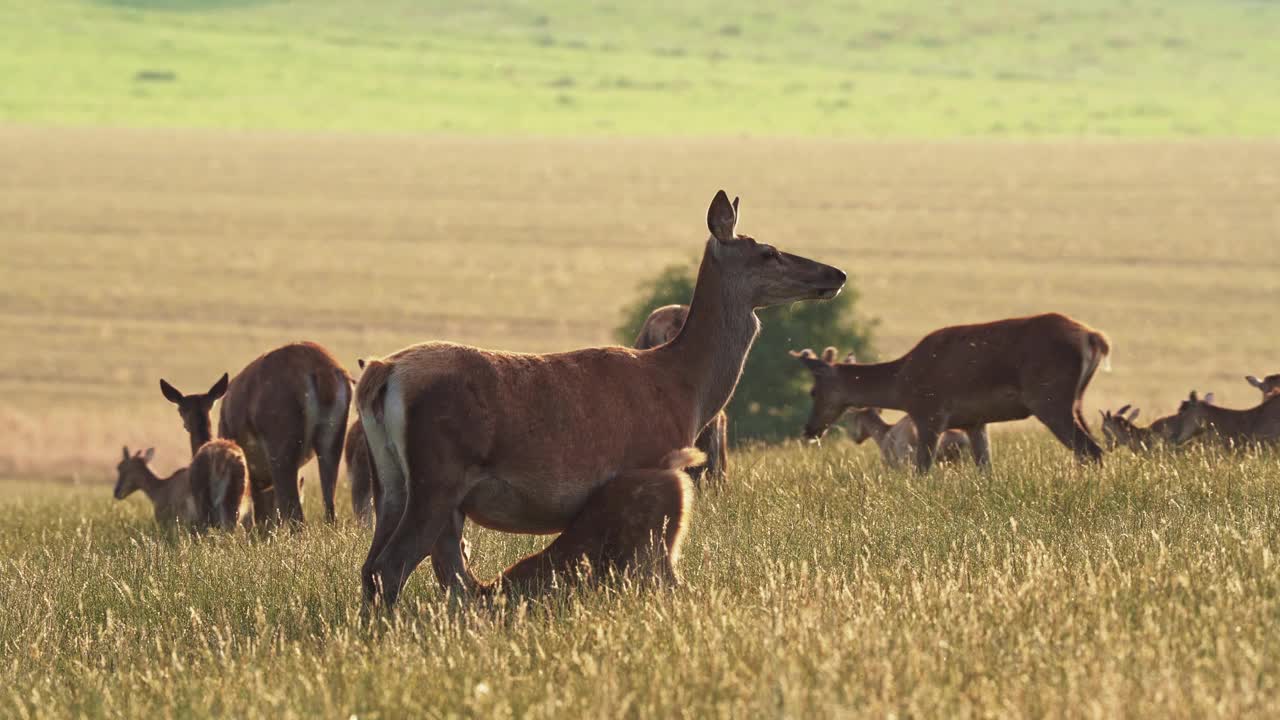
[1161, 391, 1280, 447]
[114, 445, 248, 530]
[634, 304, 729, 486]
[791, 313, 1110, 472]
[356, 190, 846, 607]
[161, 341, 353, 525]
[845, 407, 971, 469]
[345, 419, 376, 527]
[1246, 374, 1280, 399]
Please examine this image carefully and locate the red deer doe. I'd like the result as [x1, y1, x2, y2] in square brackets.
[846, 407, 970, 469]
[161, 341, 352, 525]
[792, 313, 1111, 471]
[1161, 390, 1280, 447]
[1246, 373, 1280, 399]
[634, 304, 729, 486]
[356, 190, 846, 607]
[115, 445, 249, 531]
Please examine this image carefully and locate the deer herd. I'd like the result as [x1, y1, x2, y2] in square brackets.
[112, 190, 1279, 608]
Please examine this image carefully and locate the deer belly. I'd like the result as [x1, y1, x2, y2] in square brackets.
[460, 469, 594, 535]
[948, 388, 1030, 425]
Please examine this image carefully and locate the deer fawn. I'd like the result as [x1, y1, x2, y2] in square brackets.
[161, 341, 352, 525]
[1099, 404, 1183, 452]
[634, 304, 729, 486]
[846, 407, 971, 469]
[1161, 391, 1280, 447]
[792, 313, 1110, 471]
[356, 190, 846, 606]
[114, 445, 248, 531]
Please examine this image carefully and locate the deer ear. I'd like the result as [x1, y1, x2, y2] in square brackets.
[1188, 390, 1198, 403]
[1203, 392, 1215, 405]
[1129, 408, 1140, 421]
[1246, 375, 1263, 389]
[160, 379, 184, 404]
[821, 347, 838, 363]
[122, 446, 130, 461]
[143, 447, 155, 463]
[790, 349, 828, 373]
[207, 373, 229, 401]
[358, 358, 367, 370]
[842, 352, 857, 364]
[1117, 404, 1131, 416]
[707, 190, 737, 242]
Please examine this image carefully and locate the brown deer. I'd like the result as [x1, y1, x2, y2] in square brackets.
[114, 444, 248, 530]
[483, 448, 701, 597]
[1161, 391, 1280, 447]
[356, 190, 846, 607]
[161, 341, 353, 525]
[791, 313, 1110, 471]
[1246, 374, 1280, 399]
[345, 419, 376, 526]
[634, 304, 729, 486]
[1098, 404, 1180, 452]
[845, 407, 971, 469]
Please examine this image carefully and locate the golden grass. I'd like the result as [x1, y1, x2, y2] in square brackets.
[2, 128, 1278, 478]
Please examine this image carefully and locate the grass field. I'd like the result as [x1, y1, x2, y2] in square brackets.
[3, 128, 1277, 478]
[5, 438, 1280, 717]
[4, 0, 1280, 135]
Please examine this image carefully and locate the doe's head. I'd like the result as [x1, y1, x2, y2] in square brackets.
[704, 190, 846, 309]
[1246, 374, 1280, 398]
[115, 445, 155, 500]
[1099, 404, 1141, 450]
[159, 374, 229, 445]
[790, 347, 850, 441]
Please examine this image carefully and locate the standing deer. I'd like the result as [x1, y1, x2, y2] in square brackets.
[791, 313, 1110, 471]
[356, 190, 846, 607]
[161, 341, 352, 525]
[1160, 391, 1280, 447]
[845, 407, 971, 469]
[634, 304, 729, 486]
[114, 445, 249, 530]
[1246, 374, 1280, 399]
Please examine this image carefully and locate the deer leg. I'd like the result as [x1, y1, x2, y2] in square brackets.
[242, 449, 276, 529]
[313, 410, 347, 524]
[267, 451, 305, 525]
[705, 413, 729, 486]
[360, 441, 407, 605]
[912, 416, 942, 473]
[1031, 404, 1104, 464]
[348, 440, 375, 528]
[429, 509, 480, 595]
[967, 425, 992, 468]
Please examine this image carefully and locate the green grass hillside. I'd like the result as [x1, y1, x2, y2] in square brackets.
[3, 0, 1278, 135]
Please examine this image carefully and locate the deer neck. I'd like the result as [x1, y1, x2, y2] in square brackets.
[836, 360, 905, 412]
[659, 244, 760, 432]
[131, 467, 166, 505]
[188, 417, 212, 457]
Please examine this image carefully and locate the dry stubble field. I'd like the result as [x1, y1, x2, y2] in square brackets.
[2, 128, 1276, 478]
[2, 128, 1280, 717]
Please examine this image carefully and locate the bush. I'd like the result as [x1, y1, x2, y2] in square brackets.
[615, 262, 876, 442]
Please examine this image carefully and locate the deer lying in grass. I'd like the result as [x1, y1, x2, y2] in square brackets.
[846, 407, 970, 469]
[114, 444, 249, 530]
[1246, 374, 1280, 399]
[1161, 390, 1280, 447]
[160, 342, 352, 525]
[356, 190, 846, 606]
[634, 304, 729, 486]
[791, 313, 1110, 472]
[1099, 404, 1182, 452]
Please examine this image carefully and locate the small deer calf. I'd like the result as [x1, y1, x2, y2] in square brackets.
[1246, 374, 1280, 399]
[115, 444, 249, 531]
[846, 408, 971, 468]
